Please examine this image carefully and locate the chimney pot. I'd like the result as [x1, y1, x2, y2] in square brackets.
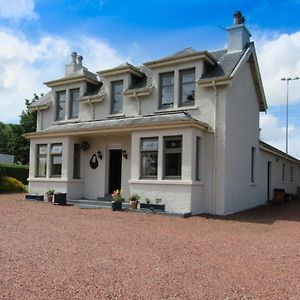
[77, 55, 83, 66]
[233, 11, 245, 25]
[71, 52, 77, 64]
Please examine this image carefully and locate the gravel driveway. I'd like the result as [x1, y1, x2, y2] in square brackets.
[1, 194, 300, 299]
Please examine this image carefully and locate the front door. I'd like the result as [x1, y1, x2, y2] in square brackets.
[109, 149, 122, 194]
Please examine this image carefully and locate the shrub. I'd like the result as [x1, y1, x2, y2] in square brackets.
[0, 165, 3, 181]
[0, 176, 27, 193]
[0, 163, 29, 185]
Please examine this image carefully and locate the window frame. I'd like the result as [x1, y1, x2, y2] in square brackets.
[36, 144, 47, 177]
[70, 88, 80, 119]
[179, 68, 195, 107]
[111, 80, 124, 114]
[163, 135, 182, 179]
[55, 90, 66, 121]
[140, 137, 158, 179]
[50, 143, 63, 178]
[159, 72, 174, 109]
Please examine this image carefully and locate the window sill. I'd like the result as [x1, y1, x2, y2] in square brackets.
[129, 179, 204, 186]
[52, 118, 80, 125]
[155, 105, 199, 114]
[107, 113, 125, 119]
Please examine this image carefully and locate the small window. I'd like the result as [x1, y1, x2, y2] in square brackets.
[70, 88, 79, 119]
[196, 137, 201, 181]
[164, 136, 182, 178]
[50, 144, 62, 177]
[159, 72, 174, 108]
[73, 144, 81, 179]
[179, 69, 195, 107]
[140, 138, 158, 178]
[111, 81, 123, 114]
[291, 166, 294, 182]
[56, 91, 66, 120]
[282, 164, 285, 181]
[251, 147, 255, 183]
[36, 145, 47, 177]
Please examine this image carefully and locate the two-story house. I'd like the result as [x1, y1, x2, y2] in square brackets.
[26, 12, 300, 215]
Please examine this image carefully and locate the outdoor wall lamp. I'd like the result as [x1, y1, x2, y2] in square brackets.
[122, 150, 128, 159]
[97, 150, 103, 160]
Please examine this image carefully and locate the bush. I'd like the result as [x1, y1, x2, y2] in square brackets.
[0, 163, 29, 185]
[0, 165, 3, 181]
[0, 176, 27, 193]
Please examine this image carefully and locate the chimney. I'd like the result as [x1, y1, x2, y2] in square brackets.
[77, 55, 83, 66]
[226, 11, 251, 53]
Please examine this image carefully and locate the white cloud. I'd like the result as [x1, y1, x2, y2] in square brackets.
[260, 113, 300, 159]
[0, 0, 38, 22]
[255, 31, 300, 106]
[0, 29, 125, 123]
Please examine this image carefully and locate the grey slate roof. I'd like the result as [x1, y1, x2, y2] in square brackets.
[125, 65, 154, 93]
[29, 112, 207, 136]
[28, 92, 52, 109]
[201, 47, 247, 79]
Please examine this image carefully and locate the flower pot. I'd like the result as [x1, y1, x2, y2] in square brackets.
[47, 195, 53, 203]
[130, 201, 138, 209]
[112, 202, 122, 211]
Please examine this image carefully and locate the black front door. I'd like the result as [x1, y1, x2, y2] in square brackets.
[109, 149, 122, 194]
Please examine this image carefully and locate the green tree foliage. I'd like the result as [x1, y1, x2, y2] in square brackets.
[0, 95, 38, 164]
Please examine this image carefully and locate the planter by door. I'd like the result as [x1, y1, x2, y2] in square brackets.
[130, 201, 138, 209]
[112, 202, 122, 211]
[47, 195, 53, 203]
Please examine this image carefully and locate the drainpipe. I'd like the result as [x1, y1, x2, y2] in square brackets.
[212, 80, 218, 215]
[133, 92, 141, 115]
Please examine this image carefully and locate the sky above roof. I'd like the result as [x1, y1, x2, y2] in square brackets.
[0, 0, 300, 157]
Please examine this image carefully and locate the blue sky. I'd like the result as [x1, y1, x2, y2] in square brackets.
[0, 0, 300, 157]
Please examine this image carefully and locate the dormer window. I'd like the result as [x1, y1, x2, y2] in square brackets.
[56, 91, 66, 120]
[70, 88, 79, 119]
[179, 68, 195, 107]
[111, 80, 123, 114]
[159, 72, 174, 108]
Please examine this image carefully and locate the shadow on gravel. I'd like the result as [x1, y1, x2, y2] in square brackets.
[200, 200, 300, 225]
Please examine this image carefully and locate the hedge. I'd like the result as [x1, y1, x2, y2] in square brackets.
[0, 176, 27, 193]
[0, 163, 29, 185]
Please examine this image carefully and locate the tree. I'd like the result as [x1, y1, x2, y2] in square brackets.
[7, 95, 38, 164]
[0, 122, 12, 154]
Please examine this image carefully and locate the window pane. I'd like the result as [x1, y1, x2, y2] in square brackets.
[141, 139, 158, 151]
[56, 91, 66, 120]
[38, 156, 47, 177]
[141, 153, 158, 177]
[111, 81, 123, 113]
[182, 71, 195, 83]
[165, 153, 182, 177]
[51, 144, 62, 177]
[161, 74, 174, 85]
[181, 84, 195, 103]
[70, 89, 79, 118]
[39, 145, 47, 155]
[112, 93, 123, 113]
[165, 138, 182, 150]
[160, 73, 174, 107]
[161, 86, 174, 105]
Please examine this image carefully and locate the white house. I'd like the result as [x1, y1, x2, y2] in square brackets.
[26, 11, 300, 215]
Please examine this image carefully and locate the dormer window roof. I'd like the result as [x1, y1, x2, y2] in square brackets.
[97, 62, 145, 78]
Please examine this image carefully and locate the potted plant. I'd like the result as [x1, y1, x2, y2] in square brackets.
[129, 192, 141, 209]
[111, 189, 123, 211]
[46, 189, 55, 203]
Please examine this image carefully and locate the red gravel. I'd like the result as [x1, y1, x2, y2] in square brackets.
[1, 193, 300, 299]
